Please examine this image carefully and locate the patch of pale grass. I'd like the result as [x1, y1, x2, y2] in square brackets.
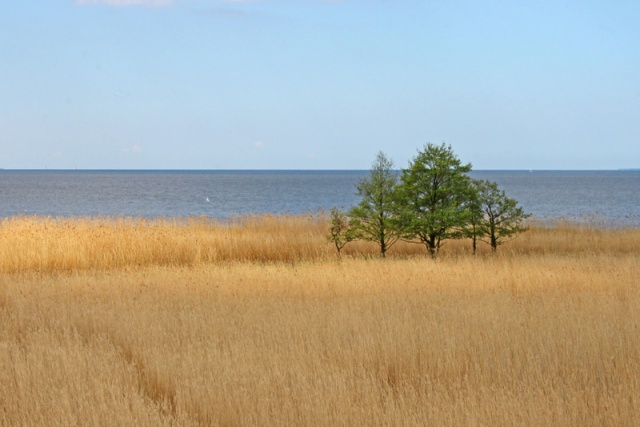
[1, 215, 639, 274]
[2, 247, 640, 425]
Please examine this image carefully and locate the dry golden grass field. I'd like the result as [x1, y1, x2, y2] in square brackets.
[1, 215, 639, 426]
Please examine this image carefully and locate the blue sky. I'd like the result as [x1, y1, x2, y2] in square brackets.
[1, 0, 639, 170]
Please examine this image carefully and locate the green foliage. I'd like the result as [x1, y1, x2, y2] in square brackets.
[327, 207, 357, 257]
[471, 179, 531, 252]
[348, 151, 399, 257]
[395, 143, 473, 257]
[464, 182, 485, 255]
[341, 144, 531, 258]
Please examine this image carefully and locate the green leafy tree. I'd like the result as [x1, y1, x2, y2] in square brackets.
[471, 179, 531, 252]
[348, 151, 400, 257]
[464, 182, 484, 255]
[327, 207, 357, 257]
[396, 143, 473, 258]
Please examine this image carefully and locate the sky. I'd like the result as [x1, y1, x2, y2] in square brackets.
[1, 1, 639, 170]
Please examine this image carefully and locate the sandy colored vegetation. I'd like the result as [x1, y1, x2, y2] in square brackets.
[1, 215, 639, 426]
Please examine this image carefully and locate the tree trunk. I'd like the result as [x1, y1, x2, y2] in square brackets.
[471, 223, 477, 255]
[490, 222, 497, 253]
[427, 235, 438, 258]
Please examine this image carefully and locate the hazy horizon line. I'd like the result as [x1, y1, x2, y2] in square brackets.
[1, 168, 638, 172]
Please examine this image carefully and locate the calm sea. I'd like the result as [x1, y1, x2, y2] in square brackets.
[0, 170, 638, 226]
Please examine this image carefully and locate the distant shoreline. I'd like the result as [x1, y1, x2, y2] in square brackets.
[0, 168, 638, 173]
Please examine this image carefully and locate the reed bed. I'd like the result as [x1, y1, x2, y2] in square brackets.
[1, 214, 639, 274]
[0, 215, 331, 273]
[1, 215, 639, 425]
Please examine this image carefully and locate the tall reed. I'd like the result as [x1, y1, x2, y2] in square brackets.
[1, 215, 639, 274]
[1, 253, 639, 425]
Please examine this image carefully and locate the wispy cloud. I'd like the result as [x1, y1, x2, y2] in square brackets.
[75, 0, 173, 7]
[121, 145, 143, 154]
[75, 0, 341, 7]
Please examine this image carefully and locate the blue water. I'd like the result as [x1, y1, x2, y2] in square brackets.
[470, 170, 640, 226]
[0, 170, 638, 225]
